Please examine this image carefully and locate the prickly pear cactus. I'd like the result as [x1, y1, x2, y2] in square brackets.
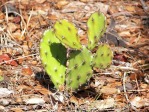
[54, 19, 82, 50]
[92, 44, 113, 69]
[87, 12, 106, 50]
[40, 29, 67, 89]
[40, 11, 113, 92]
[66, 46, 93, 91]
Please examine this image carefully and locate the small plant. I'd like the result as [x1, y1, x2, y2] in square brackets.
[40, 11, 113, 91]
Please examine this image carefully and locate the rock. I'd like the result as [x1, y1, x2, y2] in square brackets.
[0, 88, 14, 98]
[0, 99, 10, 106]
[24, 97, 45, 105]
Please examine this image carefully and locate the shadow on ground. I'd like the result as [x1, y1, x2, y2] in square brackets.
[35, 71, 101, 99]
[35, 71, 56, 93]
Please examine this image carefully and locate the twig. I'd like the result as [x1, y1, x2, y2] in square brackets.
[4, 4, 8, 23]
[97, 72, 113, 75]
[123, 72, 129, 102]
[0, 53, 39, 65]
[111, 65, 138, 71]
[112, 60, 132, 66]
[123, 72, 138, 111]
[127, 89, 149, 92]
[20, 8, 33, 38]
[111, 11, 132, 17]
[140, 0, 149, 13]
[135, 76, 141, 95]
[4, 10, 27, 41]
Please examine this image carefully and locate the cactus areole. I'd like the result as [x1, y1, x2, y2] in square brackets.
[40, 11, 113, 91]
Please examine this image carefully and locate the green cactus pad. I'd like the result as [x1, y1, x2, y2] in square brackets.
[54, 19, 82, 50]
[92, 44, 113, 69]
[87, 12, 106, 50]
[66, 46, 93, 91]
[40, 29, 67, 89]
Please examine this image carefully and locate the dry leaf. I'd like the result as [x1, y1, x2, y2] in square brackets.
[34, 85, 50, 95]
[56, 1, 69, 9]
[22, 42, 30, 55]
[101, 86, 118, 95]
[80, 0, 89, 3]
[131, 18, 141, 24]
[0, 13, 5, 24]
[10, 108, 23, 112]
[35, 0, 46, 4]
[130, 96, 149, 108]
[0, 53, 18, 66]
[12, 30, 26, 41]
[114, 53, 127, 62]
[13, 16, 21, 24]
[61, 1, 85, 13]
[7, 23, 18, 32]
[129, 73, 137, 80]
[80, 34, 88, 45]
[17, 56, 24, 64]
[19, 0, 30, 5]
[90, 98, 115, 110]
[31, 61, 38, 65]
[16, 85, 32, 92]
[119, 31, 131, 37]
[140, 84, 148, 89]
[0, 70, 3, 76]
[70, 96, 79, 105]
[134, 7, 145, 16]
[21, 66, 33, 75]
[125, 6, 135, 12]
[48, 14, 58, 20]
[0, 105, 5, 111]
[29, 10, 48, 16]
[13, 96, 23, 104]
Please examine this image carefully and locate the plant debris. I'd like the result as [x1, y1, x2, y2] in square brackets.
[0, 0, 148, 111]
